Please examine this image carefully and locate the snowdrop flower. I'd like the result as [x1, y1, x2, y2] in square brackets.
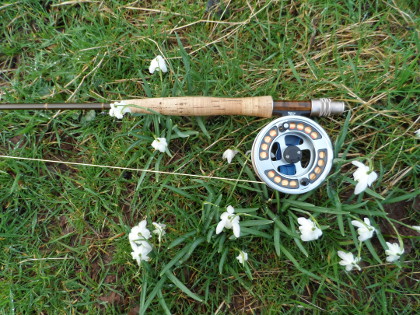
[351, 217, 376, 242]
[337, 251, 361, 271]
[152, 222, 166, 243]
[131, 241, 153, 265]
[129, 220, 151, 246]
[297, 217, 323, 241]
[222, 149, 239, 163]
[415, 129, 420, 138]
[129, 220, 153, 265]
[151, 138, 168, 153]
[149, 55, 168, 74]
[236, 250, 248, 265]
[109, 101, 131, 119]
[216, 205, 240, 238]
[385, 242, 404, 262]
[352, 161, 378, 195]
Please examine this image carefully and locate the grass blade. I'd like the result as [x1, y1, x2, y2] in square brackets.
[165, 270, 203, 302]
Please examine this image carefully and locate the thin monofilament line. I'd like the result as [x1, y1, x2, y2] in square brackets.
[0, 155, 264, 184]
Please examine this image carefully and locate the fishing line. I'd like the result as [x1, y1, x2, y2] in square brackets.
[0, 155, 264, 184]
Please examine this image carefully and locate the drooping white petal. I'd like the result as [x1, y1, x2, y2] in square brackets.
[351, 220, 364, 229]
[222, 149, 238, 163]
[151, 138, 168, 153]
[367, 171, 378, 186]
[298, 217, 322, 241]
[351, 217, 376, 242]
[129, 221, 153, 265]
[216, 220, 226, 234]
[149, 55, 168, 74]
[131, 242, 153, 265]
[232, 221, 241, 238]
[152, 222, 167, 243]
[351, 161, 378, 195]
[215, 206, 240, 238]
[236, 251, 248, 265]
[385, 242, 404, 262]
[109, 101, 131, 119]
[337, 251, 361, 271]
[129, 220, 151, 247]
[297, 217, 312, 228]
[354, 177, 368, 195]
[337, 251, 353, 263]
[226, 205, 235, 214]
[351, 161, 365, 168]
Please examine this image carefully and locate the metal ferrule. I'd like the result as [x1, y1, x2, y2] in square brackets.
[310, 98, 345, 117]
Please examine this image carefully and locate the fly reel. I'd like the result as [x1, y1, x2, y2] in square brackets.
[251, 116, 333, 194]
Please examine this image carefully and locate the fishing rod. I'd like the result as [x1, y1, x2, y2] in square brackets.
[0, 96, 343, 117]
[1, 96, 345, 194]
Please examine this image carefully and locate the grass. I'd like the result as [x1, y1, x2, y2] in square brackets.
[0, 0, 419, 313]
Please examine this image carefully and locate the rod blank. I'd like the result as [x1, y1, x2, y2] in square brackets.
[0, 103, 110, 110]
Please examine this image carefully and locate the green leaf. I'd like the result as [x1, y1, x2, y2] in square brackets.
[364, 187, 385, 200]
[334, 111, 351, 155]
[180, 237, 205, 263]
[195, 117, 210, 139]
[274, 225, 281, 257]
[285, 200, 349, 214]
[157, 290, 171, 315]
[140, 276, 167, 315]
[288, 214, 308, 257]
[159, 245, 191, 277]
[219, 247, 228, 274]
[139, 276, 148, 313]
[383, 191, 419, 204]
[138, 70, 153, 97]
[165, 270, 203, 302]
[240, 219, 273, 227]
[172, 125, 199, 138]
[365, 239, 382, 264]
[240, 227, 272, 238]
[279, 245, 300, 268]
[234, 207, 259, 213]
[167, 231, 197, 249]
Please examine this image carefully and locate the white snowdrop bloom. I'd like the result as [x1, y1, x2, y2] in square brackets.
[131, 241, 153, 265]
[222, 149, 239, 163]
[129, 220, 151, 248]
[351, 217, 376, 242]
[151, 138, 168, 153]
[109, 101, 131, 119]
[236, 250, 248, 265]
[129, 220, 153, 265]
[149, 55, 168, 74]
[216, 205, 240, 238]
[385, 242, 404, 262]
[337, 251, 361, 271]
[152, 222, 167, 243]
[412, 226, 420, 232]
[352, 161, 378, 195]
[415, 129, 420, 138]
[297, 217, 323, 241]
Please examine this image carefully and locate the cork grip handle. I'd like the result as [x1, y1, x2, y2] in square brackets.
[122, 96, 273, 118]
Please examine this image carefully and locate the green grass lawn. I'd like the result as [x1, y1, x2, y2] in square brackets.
[1, 0, 419, 313]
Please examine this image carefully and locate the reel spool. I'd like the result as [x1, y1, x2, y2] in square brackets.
[251, 116, 333, 194]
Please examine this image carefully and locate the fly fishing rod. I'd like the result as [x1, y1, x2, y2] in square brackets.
[0, 97, 343, 117]
[1, 96, 345, 194]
